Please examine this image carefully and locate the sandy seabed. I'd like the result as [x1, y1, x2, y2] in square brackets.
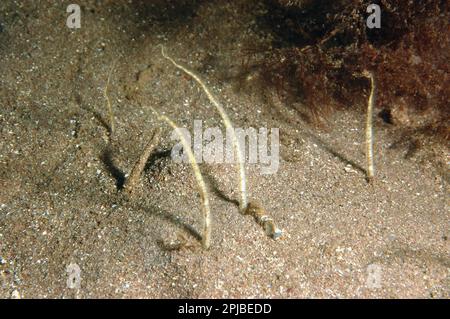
[0, 1, 448, 298]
